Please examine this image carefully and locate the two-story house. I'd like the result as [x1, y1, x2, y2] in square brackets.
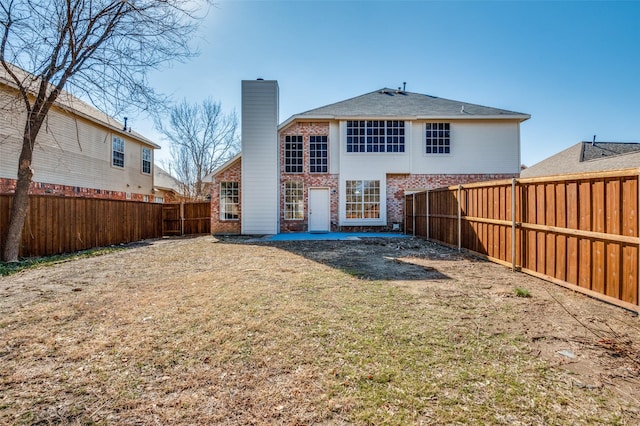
[211, 80, 530, 235]
[0, 67, 160, 201]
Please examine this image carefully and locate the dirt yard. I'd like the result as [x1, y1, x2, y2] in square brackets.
[1, 235, 639, 424]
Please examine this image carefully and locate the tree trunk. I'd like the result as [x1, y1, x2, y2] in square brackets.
[2, 124, 38, 262]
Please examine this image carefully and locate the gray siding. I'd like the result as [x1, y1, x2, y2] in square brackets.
[241, 80, 279, 234]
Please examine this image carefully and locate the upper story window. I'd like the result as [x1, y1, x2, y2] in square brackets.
[346, 120, 405, 153]
[112, 136, 125, 168]
[309, 136, 328, 173]
[284, 135, 303, 173]
[425, 123, 451, 154]
[141, 147, 152, 174]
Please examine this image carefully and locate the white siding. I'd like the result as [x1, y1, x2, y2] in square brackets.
[241, 80, 279, 234]
[334, 118, 521, 226]
[410, 120, 521, 174]
[0, 86, 155, 193]
[329, 122, 340, 174]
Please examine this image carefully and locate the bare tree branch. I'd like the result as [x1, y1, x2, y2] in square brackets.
[0, 0, 211, 261]
[156, 98, 239, 200]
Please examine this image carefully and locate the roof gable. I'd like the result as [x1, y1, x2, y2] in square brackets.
[285, 88, 529, 123]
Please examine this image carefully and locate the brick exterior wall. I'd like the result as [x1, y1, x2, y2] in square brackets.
[209, 118, 518, 235]
[386, 173, 518, 230]
[211, 157, 242, 235]
[0, 177, 153, 202]
[280, 122, 341, 232]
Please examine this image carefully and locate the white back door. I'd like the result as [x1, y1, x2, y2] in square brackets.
[308, 188, 330, 233]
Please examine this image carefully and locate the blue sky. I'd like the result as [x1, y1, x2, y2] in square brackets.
[136, 0, 640, 167]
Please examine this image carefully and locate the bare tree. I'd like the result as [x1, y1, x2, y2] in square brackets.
[157, 98, 239, 200]
[0, 0, 209, 261]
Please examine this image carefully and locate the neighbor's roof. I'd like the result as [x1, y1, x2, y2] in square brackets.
[521, 141, 640, 178]
[280, 88, 530, 128]
[153, 166, 184, 194]
[0, 64, 160, 149]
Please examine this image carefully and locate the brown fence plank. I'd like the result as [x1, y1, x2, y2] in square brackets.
[0, 195, 164, 258]
[405, 171, 640, 312]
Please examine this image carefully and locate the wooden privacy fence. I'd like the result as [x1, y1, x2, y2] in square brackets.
[0, 195, 163, 258]
[162, 202, 211, 236]
[406, 169, 640, 313]
[1, 197, 211, 258]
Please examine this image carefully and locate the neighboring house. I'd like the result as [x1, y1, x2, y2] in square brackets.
[0, 67, 160, 201]
[211, 80, 530, 235]
[153, 166, 188, 203]
[520, 141, 640, 178]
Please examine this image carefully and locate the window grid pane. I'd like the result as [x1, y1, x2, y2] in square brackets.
[285, 135, 303, 173]
[347, 121, 404, 153]
[309, 135, 328, 173]
[284, 181, 304, 220]
[425, 122, 451, 154]
[112, 136, 124, 168]
[345, 180, 380, 219]
[142, 147, 151, 174]
[220, 182, 239, 220]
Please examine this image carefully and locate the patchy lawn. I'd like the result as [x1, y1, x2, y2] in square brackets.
[1, 235, 639, 425]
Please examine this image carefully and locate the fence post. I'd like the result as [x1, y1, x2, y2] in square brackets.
[457, 184, 462, 251]
[637, 169, 640, 312]
[180, 202, 185, 236]
[512, 178, 517, 272]
[412, 194, 416, 237]
[426, 189, 430, 240]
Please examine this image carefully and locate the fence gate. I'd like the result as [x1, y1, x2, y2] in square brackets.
[162, 203, 182, 236]
[162, 202, 211, 237]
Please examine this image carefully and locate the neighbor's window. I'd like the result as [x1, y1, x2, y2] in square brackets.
[220, 182, 239, 220]
[309, 135, 328, 173]
[284, 135, 303, 173]
[346, 120, 405, 153]
[284, 181, 304, 220]
[141, 147, 152, 174]
[112, 136, 125, 167]
[425, 122, 451, 154]
[346, 180, 380, 219]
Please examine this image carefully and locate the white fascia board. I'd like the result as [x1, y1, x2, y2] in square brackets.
[416, 114, 531, 122]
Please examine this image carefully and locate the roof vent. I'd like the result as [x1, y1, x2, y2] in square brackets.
[257, 78, 264, 81]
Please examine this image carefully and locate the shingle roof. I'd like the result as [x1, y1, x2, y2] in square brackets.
[285, 88, 530, 123]
[520, 141, 640, 178]
[581, 142, 640, 161]
[0, 64, 159, 149]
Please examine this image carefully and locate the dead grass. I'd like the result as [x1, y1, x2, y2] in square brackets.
[1, 235, 639, 425]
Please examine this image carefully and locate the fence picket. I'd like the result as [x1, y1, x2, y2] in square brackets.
[406, 170, 640, 312]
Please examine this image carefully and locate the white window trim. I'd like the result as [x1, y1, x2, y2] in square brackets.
[345, 120, 406, 154]
[141, 147, 152, 175]
[344, 179, 381, 221]
[284, 135, 304, 174]
[284, 181, 304, 220]
[220, 182, 239, 221]
[112, 136, 125, 168]
[424, 122, 452, 156]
